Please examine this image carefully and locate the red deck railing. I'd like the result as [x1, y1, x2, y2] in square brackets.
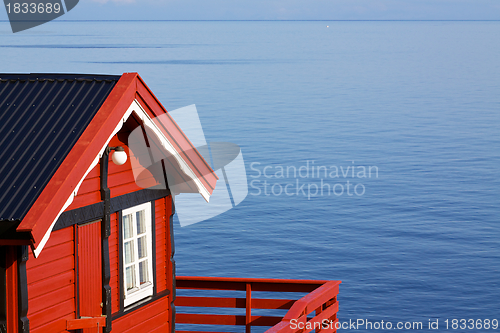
[175, 276, 341, 333]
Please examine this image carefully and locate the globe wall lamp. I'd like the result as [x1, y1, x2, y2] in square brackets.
[107, 146, 127, 166]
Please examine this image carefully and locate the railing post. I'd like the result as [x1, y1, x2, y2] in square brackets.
[246, 283, 252, 333]
[315, 306, 322, 333]
[327, 297, 337, 333]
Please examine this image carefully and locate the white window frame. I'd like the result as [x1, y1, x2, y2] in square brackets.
[122, 202, 154, 307]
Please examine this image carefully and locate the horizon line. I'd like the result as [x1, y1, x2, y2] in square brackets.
[1, 19, 500, 22]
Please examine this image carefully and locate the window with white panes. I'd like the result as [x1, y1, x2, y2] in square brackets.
[122, 202, 154, 307]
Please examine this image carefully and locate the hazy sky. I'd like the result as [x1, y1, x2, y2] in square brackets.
[1, 0, 500, 21]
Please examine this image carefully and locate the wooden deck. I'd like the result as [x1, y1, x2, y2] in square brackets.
[175, 276, 341, 333]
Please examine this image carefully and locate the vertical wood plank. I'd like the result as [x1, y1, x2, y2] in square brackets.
[78, 221, 103, 333]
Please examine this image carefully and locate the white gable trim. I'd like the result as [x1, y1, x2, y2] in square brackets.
[33, 99, 211, 257]
[130, 100, 211, 201]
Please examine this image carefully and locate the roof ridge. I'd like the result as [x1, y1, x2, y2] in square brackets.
[0, 73, 122, 82]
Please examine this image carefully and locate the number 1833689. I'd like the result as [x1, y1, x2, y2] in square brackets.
[6, 2, 61, 14]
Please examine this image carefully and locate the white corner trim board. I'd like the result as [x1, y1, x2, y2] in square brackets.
[33, 99, 211, 257]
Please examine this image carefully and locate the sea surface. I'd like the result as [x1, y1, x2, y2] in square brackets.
[1, 21, 499, 332]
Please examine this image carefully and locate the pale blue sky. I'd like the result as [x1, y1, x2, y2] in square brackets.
[1, 0, 500, 21]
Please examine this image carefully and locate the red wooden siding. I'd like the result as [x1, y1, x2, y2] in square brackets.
[155, 197, 167, 293]
[109, 211, 120, 314]
[67, 126, 159, 212]
[107, 126, 160, 197]
[26, 227, 76, 333]
[78, 221, 103, 333]
[112, 297, 170, 333]
[68, 165, 101, 211]
[165, 197, 174, 294]
[155, 196, 174, 295]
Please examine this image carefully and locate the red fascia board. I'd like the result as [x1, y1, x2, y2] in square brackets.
[16, 73, 138, 247]
[134, 75, 218, 194]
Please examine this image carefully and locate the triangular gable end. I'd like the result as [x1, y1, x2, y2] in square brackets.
[16, 73, 217, 257]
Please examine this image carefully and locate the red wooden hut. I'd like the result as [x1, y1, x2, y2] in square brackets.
[0, 73, 340, 333]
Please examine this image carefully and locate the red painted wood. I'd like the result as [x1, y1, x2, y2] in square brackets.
[27, 227, 73, 268]
[26, 226, 77, 332]
[29, 284, 75, 314]
[246, 283, 252, 333]
[264, 321, 293, 333]
[109, 212, 120, 315]
[109, 131, 160, 194]
[283, 282, 340, 321]
[164, 196, 174, 329]
[31, 313, 74, 333]
[176, 277, 329, 293]
[176, 314, 294, 327]
[27, 255, 74, 284]
[28, 270, 75, 299]
[67, 317, 106, 329]
[67, 131, 158, 212]
[66, 137, 164, 212]
[5, 246, 18, 333]
[26, 241, 73, 269]
[304, 302, 339, 330]
[17, 73, 138, 247]
[68, 191, 102, 211]
[155, 197, 167, 293]
[317, 318, 338, 333]
[78, 221, 103, 333]
[75, 177, 100, 196]
[177, 276, 330, 285]
[112, 297, 169, 333]
[165, 197, 173, 263]
[175, 277, 341, 333]
[29, 299, 76, 328]
[175, 296, 295, 309]
[149, 323, 168, 333]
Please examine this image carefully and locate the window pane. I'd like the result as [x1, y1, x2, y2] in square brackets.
[123, 214, 133, 239]
[139, 260, 149, 285]
[124, 241, 134, 264]
[126, 266, 136, 291]
[137, 236, 147, 259]
[136, 210, 146, 234]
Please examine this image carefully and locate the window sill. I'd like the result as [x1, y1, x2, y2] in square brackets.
[123, 284, 154, 308]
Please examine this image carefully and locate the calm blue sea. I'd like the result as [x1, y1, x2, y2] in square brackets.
[1, 21, 499, 332]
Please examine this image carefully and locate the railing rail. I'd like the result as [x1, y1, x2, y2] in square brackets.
[175, 276, 341, 333]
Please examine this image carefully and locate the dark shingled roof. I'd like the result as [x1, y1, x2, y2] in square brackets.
[0, 73, 121, 223]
